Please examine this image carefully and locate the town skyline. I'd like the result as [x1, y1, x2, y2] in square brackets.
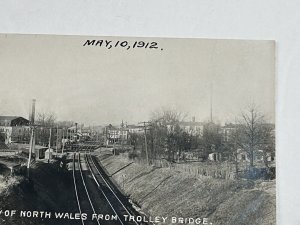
[0, 99, 274, 127]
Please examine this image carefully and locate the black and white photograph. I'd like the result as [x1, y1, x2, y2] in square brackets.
[0, 34, 275, 225]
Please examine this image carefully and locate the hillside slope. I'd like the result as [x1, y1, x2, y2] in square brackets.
[95, 151, 275, 225]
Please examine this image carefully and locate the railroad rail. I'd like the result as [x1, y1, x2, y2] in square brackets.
[73, 153, 101, 225]
[73, 150, 147, 225]
[69, 143, 101, 152]
[85, 152, 145, 225]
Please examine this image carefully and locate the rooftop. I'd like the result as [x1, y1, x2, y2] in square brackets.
[0, 116, 20, 121]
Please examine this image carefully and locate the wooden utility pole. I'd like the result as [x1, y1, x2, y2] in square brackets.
[66, 127, 68, 140]
[113, 130, 116, 155]
[106, 127, 108, 148]
[75, 122, 78, 143]
[49, 128, 52, 149]
[139, 121, 151, 165]
[48, 127, 52, 162]
[27, 99, 36, 178]
[27, 129, 34, 177]
[62, 128, 65, 154]
[121, 120, 124, 151]
[56, 125, 59, 155]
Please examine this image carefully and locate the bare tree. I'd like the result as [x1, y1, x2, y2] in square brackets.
[150, 108, 187, 162]
[227, 125, 243, 175]
[57, 120, 75, 128]
[150, 108, 187, 125]
[200, 122, 222, 158]
[36, 112, 57, 127]
[35, 112, 57, 146]
[260, 124, 275, 169]
[238, 105, 267, 167]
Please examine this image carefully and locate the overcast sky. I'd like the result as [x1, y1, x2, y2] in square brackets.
[0, 34, 275, 126]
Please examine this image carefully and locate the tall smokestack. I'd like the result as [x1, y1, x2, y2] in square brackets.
[210, 83, 213, 123]
[30, 99, 36, 125]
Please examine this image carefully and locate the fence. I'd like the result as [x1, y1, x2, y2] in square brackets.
[132, 156, 236, 180]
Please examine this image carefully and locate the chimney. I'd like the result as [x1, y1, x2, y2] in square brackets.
[192, 116, 195, 122]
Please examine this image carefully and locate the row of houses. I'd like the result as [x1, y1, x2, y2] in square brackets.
[103, 118, 275, 164]
[103, 123, 144, 144]
[0, 116, 94, 144]
[103, 118, 240, 145]
[1, 115, 275, 163]
[0, 115, 206, 146]
[102, 118, 210, 146]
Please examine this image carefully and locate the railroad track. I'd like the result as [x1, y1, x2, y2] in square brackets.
[73, 151, 146, 225]
[70, 143, 101, 152]
[85, 152, 143, 225]
[73, 153, 101, 225]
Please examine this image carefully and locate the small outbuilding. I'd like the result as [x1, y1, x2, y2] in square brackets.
[45, 148, 54, 160]
[34, 146, 49, 159]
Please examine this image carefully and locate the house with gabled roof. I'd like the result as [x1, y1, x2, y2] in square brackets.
[0, 116, 29, 126]
[0, 116, 30, 144]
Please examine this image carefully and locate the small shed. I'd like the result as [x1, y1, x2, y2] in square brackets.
[45, 148, 54, 160]
[0, 161, 21, 176]
[35, 146, 49, 160]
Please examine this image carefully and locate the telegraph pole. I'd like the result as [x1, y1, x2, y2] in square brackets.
[27, 99, 36, 178]
[106, 127, 108, 148]
[56, 125, 59, 155]
[62, 128, 65, 154]
[75, 123, 78, 143]
[138, 121, 151, 165]
[113, 130, 116, 155]
[27, 129, 34, 177]
[121, 120, 124, 151]
[48, 127, 52, 162]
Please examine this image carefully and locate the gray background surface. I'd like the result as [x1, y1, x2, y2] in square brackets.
[0, 1, 298, 224]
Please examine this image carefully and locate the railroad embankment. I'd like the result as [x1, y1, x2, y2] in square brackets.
[0, 156, 76, 225]
[95, 150, 276, 225]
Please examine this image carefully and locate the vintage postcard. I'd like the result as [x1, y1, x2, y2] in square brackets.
[0, 34, 275, 225]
